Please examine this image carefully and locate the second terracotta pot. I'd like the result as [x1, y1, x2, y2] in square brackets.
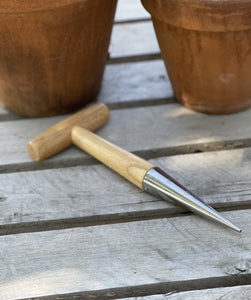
[142, 0, 251, 114]
[0, 0, 117, 117]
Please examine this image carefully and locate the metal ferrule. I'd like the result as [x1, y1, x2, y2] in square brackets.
[143, 167, 241, 232]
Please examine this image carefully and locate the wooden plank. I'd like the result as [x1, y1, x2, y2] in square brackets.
[121, 285, 251, 299]
[1, 104, 251, 168]
[100, 60, 173, 106]
[115, 0, 150, 22]
[0, 109, 19, 121]
[0, 209, 250, 300]
[109, 21, 159, 58]
[122, 296, 167, 300]
[165, 285, 251, 299]
[0, 148, 250, 228]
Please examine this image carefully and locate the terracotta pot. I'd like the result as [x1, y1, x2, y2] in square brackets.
[141, 0, 251, 114]
[0, 0, 117, 117]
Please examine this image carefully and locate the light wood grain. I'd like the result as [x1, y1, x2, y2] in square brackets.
[121, 285, 251, 299]
[72, 127, 154, 189]
[1, 104, 251, 168]
[27, 103, 110, 161]
[0, 148, 250, 228]
[0, 209, 250, 299]
[0, 3, 250, 298]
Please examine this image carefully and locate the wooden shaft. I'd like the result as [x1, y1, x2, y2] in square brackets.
[27, 103, 110, 161]
[71, 126, 155, 190]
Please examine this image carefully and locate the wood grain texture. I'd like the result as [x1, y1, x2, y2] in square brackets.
[0, 148, 251, 227]
[1, 104, 251, 167]
[27, 103, 110, 161]
[0, 209, 250, 299]
[0, 2, 250, 298]
[100, 60, 173, 105]
[165, 285, 251, 299]
[72, 126, 154, 189]
[121, 285, 251, 299]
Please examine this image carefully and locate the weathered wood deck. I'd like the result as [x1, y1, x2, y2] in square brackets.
[0, 1, 251, 299]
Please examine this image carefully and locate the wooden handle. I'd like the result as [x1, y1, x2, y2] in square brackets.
[27, 103, 110, 161]
[71, 126, 155, 190]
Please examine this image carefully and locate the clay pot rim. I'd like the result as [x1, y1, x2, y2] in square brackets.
[0, 0, 86, 13]
[142, 0, 251, 32]
[172, 0, 251, 4]
[143, 0, 251, 7]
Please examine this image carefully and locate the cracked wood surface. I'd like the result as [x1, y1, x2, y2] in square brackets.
[122, 285, 251, 299]
[0, 148, 250, 229]
[0, 210, 250, 300]
[0, 0, 250, 299]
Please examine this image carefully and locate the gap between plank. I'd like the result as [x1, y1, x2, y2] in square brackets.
[106, 96, 176, 110]
[107, 52, 162, 64]
[0, 204, 250, 237]
[1, 138, 251, 174]
[0, 51, 164, 122]
[114, 17, 151, 25]
[18, 275, 251, 300]
[0, 96, 174, 122]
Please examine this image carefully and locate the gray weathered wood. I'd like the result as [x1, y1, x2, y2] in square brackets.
[0, 2, 250, 298]
[165, 285, 251, 299]
[100, 60, 173, 105]
[122, 297, 168, 300]
[115, 0, 150, 22]
[0, 148, 251, 228]
[0, 209, 250, 299]
[121, 285, 251, 299]
[110, 21, 159, 58]
[1, 104, 251, 168]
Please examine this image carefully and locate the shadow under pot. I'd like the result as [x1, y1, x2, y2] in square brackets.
[0, 0, 117, 117]
[141, 0, 251, 114]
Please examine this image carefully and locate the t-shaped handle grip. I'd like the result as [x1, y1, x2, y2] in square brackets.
[27, 103, 110, 161]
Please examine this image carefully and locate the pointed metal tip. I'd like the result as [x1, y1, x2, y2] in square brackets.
[143, 168, 243, 232]
[228, 223, 242, 233]
[210, 211, 242, 233]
